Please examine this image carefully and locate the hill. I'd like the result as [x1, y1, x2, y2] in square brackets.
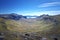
[0, 13, 27, 20]
[0, 14, 60, 40]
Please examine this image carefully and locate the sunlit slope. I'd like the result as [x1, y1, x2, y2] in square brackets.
[4, 18, 60, 34]
[0, 18, 7, 32]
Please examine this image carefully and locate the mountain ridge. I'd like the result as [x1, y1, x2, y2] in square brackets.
[0, 14, 60, 40]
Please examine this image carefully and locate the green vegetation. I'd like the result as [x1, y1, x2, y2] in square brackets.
[0, 15, 60, 40]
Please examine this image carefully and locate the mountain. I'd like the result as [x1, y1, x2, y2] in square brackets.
[37, 14, 59, 25]
[0, 14, 60, 40]
[0, 13, 27, 20]
[36, 14, 60, 33]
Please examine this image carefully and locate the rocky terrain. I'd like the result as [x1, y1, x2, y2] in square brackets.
[0, 13, 60, 40]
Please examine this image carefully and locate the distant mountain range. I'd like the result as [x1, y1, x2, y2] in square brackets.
[0, 13, 27, 20]
[0, 13, 60, 20]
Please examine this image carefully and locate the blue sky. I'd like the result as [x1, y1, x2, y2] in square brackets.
[0, 0, 60, 16]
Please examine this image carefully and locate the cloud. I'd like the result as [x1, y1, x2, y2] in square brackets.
[39, 11, 60, 15]
[38, 2, 60, 7]
[18, 11, 60, 16]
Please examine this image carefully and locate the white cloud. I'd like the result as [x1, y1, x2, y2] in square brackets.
[39, 11, 60, 15]
[38, 2, 60, 7]
[18, 11, 60, 16]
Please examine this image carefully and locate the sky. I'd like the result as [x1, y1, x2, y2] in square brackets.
[0, 0, 60, 16]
